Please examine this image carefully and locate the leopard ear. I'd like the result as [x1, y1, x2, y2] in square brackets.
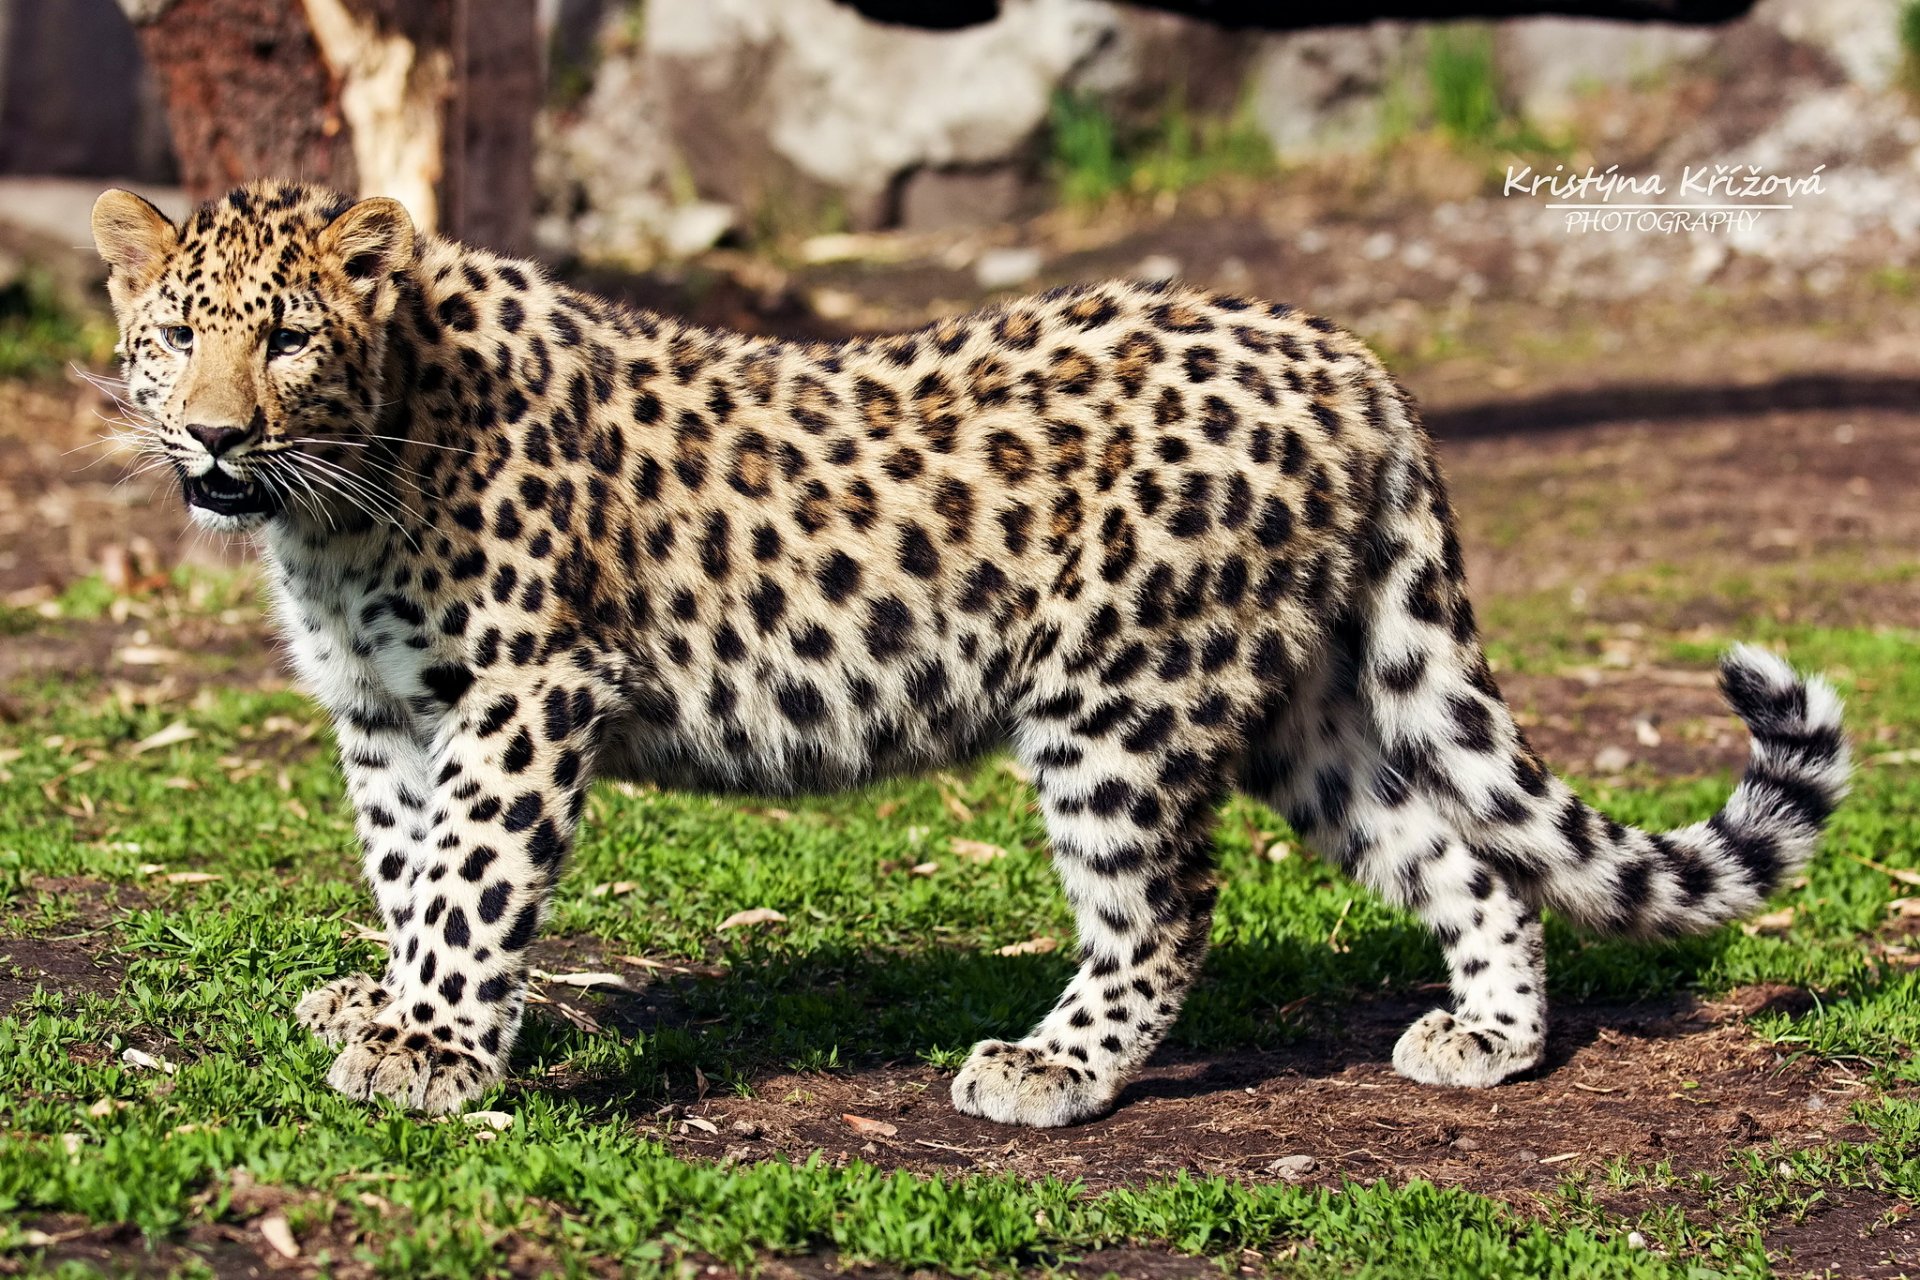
[320, 196, 416, 290]
[91, 190, 176, 297]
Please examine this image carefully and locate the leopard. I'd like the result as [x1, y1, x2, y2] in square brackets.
[90, 180, 1851, 1126]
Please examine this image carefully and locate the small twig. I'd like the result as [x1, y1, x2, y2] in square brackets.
[1838, 850, 1920, 887]
[1326, 898, 1354, 953]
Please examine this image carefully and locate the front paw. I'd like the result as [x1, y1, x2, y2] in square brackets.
[295, 973, 389, 1046]
[950, 1039, 1118, 1128]
[326, 1021, 498, 1114]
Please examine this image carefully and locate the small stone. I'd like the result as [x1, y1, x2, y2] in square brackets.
[1626, 1231, 1648, 1250]
[1451, 1135, 1481, 1151]
[1593, 745, 1632, 775]
[1265, 1154, 1317, 1181]
[1133, 254, 1181, 282]
[974, 246, 1043, 291]
[729, 1119, 763, 1138]
[1515, 1148, 1539, 1163]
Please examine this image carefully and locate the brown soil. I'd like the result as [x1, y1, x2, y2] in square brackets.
[0, 933, 124, 1017]
[1764, 1193, 1920, 1280]
[644, 985, 1871, 1201]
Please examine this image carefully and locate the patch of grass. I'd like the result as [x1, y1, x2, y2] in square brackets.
[1048, 88, 1274, 208]
[1901, 0, 1920, 98]
[0, 275, 114, 381]
[1426, 27, 1504, 146]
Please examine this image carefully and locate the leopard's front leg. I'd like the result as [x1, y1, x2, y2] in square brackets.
[324, 674, 601, 1113]
[295, 703, 434, 1045]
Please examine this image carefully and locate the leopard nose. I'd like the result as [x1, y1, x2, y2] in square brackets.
[185, 424, 249, 457]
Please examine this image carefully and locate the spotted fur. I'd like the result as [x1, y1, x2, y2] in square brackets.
[92, 181, 1851, 1124]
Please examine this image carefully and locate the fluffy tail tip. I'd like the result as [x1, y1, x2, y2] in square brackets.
[1720, 643, 1847, 747]
[1719, 644, 1852, 838]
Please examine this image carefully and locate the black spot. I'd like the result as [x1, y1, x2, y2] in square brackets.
[776, 679, 828, 726]
[817, 551, 862, 603]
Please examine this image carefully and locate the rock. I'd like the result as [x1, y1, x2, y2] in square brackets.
[1265, 1154, 1318, 1181]
[1132, 253, 1181, 282]
[1496, 18, 1713, 123]
[649, 0, 1121, 219]
[1593, 745, 1633, 775]
[1245, 23, 1417, 160]
[1753, 0, 1906, 92]
[974, 245, 1045, 290]
[897, 166, 1028, 233]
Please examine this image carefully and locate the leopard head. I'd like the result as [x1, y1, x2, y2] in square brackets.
[91, 182, 416, 532]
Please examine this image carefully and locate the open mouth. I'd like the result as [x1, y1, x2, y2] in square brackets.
[182, 468, 277, 518]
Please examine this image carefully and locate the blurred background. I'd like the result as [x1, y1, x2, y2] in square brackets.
[0, 0, 1915, 770]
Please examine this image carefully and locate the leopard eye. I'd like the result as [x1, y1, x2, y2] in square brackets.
[267, 328, 310, 357]
[160, 324, 194, 353]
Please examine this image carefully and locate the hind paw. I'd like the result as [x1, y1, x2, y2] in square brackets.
[295, 973, 389, 1047]
[950, 1039, 1118, 1128]
[1392, 1010, 1542, 1088]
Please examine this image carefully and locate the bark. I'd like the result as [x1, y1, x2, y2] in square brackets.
[118, 0, 533, 251]
[301, 0, 451, 233]
[442, 0, 537, 256]
[118, 0, 354, 199]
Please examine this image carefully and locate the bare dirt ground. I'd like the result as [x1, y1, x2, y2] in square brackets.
[649, 986, 1872, 1199]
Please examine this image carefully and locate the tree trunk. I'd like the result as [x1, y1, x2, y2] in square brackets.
[442, 0, 538, 256]
[117, 0, 535, 252]
[119, 0, 355, 198]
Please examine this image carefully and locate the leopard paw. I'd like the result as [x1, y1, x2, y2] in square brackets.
[295, 973, 389, 1047]
[325, 1021, 498, 1114]
[950, 1039, 1118, 1127]
[1391, 1009, 1542, 1088]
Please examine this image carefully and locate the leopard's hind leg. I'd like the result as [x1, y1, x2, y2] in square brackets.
[1246, 620, 1548, 1087]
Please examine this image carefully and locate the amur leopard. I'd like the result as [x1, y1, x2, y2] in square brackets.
[91, 181, 1851, 1125]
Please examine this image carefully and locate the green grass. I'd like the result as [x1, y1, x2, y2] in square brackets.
[0, 275, 114, 381]
[2, 600, 1918, 1273]
[1426, 27, 1504, 146]
[1047, 89, 1275, 209]
[1902, 0, 1920, 98]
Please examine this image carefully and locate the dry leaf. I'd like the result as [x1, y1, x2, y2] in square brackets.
[995, 936, 1057, 957]
[531, 969, 627, 989]
[1741, 907, 1795, 936]
[941, 790, 975, 824]
[682, 1115, 719, 1134]
[129, 721, 197, 755]
[258, 1213, 299, 1259]
[461, 1110, 514, 1131]
[618, 955, 728, 979]
[1887, 897, 1920, 919]
[120, 1047, 175, 1074]
[115, 646, 182, 666]
[1840, 850, 1920, 887]
[163, 872, 221, 885]
[874, 800, 901, 819]
[1632, 718, 1661, 748]
[910, 861, 939, 876]
[951, 838, 1006, 864]
[589, 881, 637, 897]
[842, 1113, 898, 1138]
[718, 907, 787, 931]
